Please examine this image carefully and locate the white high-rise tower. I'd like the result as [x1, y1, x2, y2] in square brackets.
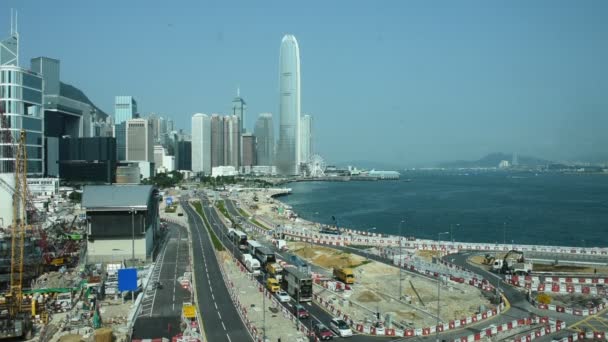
[300, 114, 312, 164]
[191, 113, 211, 175]
[276, 34, 301, 176]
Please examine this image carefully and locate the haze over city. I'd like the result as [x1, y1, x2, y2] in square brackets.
[3, 0, 607, 166]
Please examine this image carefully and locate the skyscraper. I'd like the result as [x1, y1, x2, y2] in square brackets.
[300, 114, 313, 164]
[210, 114, 225, 167]
[223, 115, 240, 168]
[254, 113, 274, 166]
[126, 118, 153, 162]
[191, 113, 212, 174]
[241, 133, 256, 170]
[115, 96, 137, 125]
[232, 89, 246, 133]
[276, 35, 301, 175]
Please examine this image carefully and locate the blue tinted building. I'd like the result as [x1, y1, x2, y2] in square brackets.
[115, 96, 137, 125]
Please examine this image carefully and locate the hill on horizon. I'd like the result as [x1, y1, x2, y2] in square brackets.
[438, 152, 551, 168]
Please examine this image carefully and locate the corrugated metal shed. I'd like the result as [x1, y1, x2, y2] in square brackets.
[82, 184, 156, 210]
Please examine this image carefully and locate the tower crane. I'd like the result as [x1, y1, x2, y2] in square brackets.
[0, 97, 30, 339]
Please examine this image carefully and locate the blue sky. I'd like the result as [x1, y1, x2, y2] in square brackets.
[2, 1, 607, 166]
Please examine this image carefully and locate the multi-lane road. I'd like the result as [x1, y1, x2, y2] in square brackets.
[183, 199, 252, 342]
[133, 223, 191, 339]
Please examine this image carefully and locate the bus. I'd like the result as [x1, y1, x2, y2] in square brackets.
[282, 266, 313, 302]
[230, 229, 248, 251]
[254, 246, 276, 266]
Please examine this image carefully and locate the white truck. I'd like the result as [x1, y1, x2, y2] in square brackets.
[245, 258, 261, 275]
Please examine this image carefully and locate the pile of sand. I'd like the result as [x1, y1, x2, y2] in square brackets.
[290, 243, 367, 269]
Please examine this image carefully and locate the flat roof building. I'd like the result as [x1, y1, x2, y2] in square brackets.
[82, 185, 160, 263]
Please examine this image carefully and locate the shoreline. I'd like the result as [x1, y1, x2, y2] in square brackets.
[232, 185, 608, 250]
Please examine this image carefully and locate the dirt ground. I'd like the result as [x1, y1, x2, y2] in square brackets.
[532, 264, 608, 274]
[289, 242, 493, 328]
[290, 242, 369, 269]
[535, 293, 605, 310]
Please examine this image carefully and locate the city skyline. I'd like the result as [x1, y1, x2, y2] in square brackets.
[2, 2, 607, 166]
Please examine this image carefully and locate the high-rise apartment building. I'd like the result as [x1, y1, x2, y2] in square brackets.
[241, 133, 256, 169]
[300, 114, 312, 163]
[223, 115, 240, 168]
[210, 114, 224, 168]
[191, 113, 211, 174]
[254, 113, 274, 166]
[115, 96, 137, 125]
[276, 35, 301, 175]
[175, 139, 192, 171]
[126, 118, 153, 162]
[232, 90, 246, 133]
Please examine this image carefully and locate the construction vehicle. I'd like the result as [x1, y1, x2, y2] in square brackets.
[266, 262, 284, 282]
[333, 267, 355, 284]
[266, 277, 280, 293]
[492, 250, 532, 274]
[483, 254, 496, 265]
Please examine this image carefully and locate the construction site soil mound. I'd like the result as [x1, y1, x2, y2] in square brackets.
[290, 243, 368, 269]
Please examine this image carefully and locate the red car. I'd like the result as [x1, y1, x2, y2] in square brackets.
[292, 304, 309, 319]
[313, 323, 333, 340]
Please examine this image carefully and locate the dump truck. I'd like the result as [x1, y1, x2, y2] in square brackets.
[333, 267, 355, 284]
[266, 277, 280, 293]
[266, 262, 284, 282]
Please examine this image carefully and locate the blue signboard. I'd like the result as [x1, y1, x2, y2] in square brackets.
[118, 268, 138, 292]
[166, 196, 173, 206]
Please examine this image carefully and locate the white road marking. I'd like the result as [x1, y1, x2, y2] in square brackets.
[222, 322, 227, 330]
[214, 302, 218, 310]
[218, 311, 222, 319]
[226, 334, 232, 342]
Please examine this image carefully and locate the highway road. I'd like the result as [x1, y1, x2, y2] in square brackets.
[183, 199, 252, 342]
[220, 197, 502, 341]
[133, 223, 190, 339]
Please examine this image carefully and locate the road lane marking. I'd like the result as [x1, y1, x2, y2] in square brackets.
[215, 302, 218, 310]
[222, 322, 227, 330]
[218, 311, 222, 319]
[226, 334, 232, 342]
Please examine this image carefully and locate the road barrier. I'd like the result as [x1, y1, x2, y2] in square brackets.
[448, 316, 556, 342]
[277, 225, 608, 256]
[506, 275, 608, 296]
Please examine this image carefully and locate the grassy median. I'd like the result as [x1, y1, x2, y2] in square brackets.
[192, 201, 224, 251]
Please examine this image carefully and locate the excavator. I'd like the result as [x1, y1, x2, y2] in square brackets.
[492, 250, 532, 275]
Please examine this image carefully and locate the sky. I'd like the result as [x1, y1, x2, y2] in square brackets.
[2, 1, 607, 166]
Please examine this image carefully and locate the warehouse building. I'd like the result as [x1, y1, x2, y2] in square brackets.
[82, 185, 160, 263]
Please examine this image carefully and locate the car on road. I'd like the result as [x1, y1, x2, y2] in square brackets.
[275, 290, 291, 303]
[329, 318, 353, 337]
[313, 323, 333, 340]
[292, 304, 309, 319]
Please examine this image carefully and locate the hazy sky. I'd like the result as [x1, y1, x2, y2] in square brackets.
[3, 1, 607, 166]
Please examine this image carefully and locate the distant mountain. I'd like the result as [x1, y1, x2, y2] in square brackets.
[438, 153, 551, 168]
[59, 82, 108, 119]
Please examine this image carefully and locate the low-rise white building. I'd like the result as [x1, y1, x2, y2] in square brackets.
[212, 165, 238, 178]
[27, 178, 60, 196]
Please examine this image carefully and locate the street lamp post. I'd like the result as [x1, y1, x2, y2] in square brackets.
[399, 219, 405, 300]
[451, 223, 459, 243]
[366, 227, 376, 261]
[436, 231, 449, 342]
[503, 222, 506, 245]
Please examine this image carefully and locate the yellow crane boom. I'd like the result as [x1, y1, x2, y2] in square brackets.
[9, 130, 27, 317]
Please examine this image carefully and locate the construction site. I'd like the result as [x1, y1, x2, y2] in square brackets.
[288, 242, 496, 330]
[0, 106, 119, 341]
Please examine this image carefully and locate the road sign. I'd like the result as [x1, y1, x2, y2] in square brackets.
[118, 268, 138, 292]
[182, 304, 196, 318]
[166, 196, 174, 206]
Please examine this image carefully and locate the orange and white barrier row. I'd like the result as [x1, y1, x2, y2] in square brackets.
[553, 331, 608, 341]
[279, 226, 608, 255]
[535, 302, 607, 316]
[506, 275, 608, 296]
[449, 317, 554, 342]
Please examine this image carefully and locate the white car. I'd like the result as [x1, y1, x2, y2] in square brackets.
[329, 318, 353, 337]
[275, 290, 291, 303]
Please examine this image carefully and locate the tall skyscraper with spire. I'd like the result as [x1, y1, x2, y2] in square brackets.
[276, 34, 301, 176]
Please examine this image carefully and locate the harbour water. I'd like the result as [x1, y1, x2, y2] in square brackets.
[279, 171, 608, 247]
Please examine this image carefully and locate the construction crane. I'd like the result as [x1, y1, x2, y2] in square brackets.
[9, 130, 27, 318]
[1, 97, 31, 339]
